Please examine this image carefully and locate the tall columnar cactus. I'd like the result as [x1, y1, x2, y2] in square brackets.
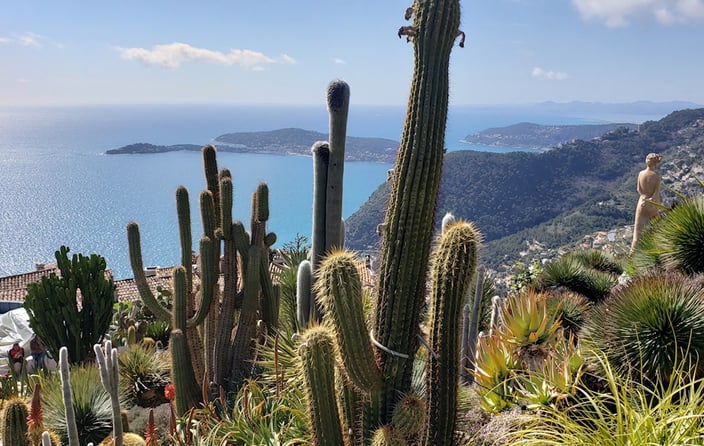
[424, 220, 479, 445]
[373, 0, 462, 421]
[127, 145, 280, 408]
[462, 265, 485, 384]
[94, 341, 123, 446]
[59, 346, 80, 446]
[299, 1, 465, 442]
[2, 397, 30, 446]
[297, 80, 350, 328]
[299, 326, 345, 446]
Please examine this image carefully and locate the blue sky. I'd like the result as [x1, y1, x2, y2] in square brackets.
[1, 0, 703, 106]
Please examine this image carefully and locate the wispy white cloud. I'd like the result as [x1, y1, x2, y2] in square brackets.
[332, 57, 347, 65]
[0, 32, 48, 47]
[572, 0, 704, 27]
[117, 42, 292, 69]
[532, 67, 568, 81]
[280, 54, 296, 64]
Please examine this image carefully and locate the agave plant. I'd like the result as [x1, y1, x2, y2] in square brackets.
[582, 273, 704, 388]
[497, 290, 561, 350]
[567, 249, 624, 275]
[473, 335, 521, 413]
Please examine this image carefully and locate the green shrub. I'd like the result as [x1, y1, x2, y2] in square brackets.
[533, 255, 616, 303]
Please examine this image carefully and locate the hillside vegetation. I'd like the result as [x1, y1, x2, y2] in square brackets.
[345, 108, 704, 270]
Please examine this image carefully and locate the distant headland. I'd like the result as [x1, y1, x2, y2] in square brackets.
[106, 128, 400, 163]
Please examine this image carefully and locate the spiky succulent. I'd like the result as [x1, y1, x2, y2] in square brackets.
[582, 273, 704, 387]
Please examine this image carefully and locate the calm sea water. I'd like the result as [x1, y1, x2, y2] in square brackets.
[0, 104, 667, 278]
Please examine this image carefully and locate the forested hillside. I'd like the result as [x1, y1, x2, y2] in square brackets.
[345, 108, 704, 269]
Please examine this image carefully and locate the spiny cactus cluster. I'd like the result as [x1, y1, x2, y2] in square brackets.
[297, 2, 472, 444]
[127, 145, 279, 413]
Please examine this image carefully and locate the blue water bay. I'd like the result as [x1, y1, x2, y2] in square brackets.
[0, 104, 663, 278]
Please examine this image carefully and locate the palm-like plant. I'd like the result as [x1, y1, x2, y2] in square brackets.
[567, 249, 624, 275]
[582, 273, 704, 387]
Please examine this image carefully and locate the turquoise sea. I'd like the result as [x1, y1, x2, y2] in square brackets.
[0, 104, 670, 278]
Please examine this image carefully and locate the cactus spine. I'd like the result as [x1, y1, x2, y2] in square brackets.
[2, 397, 30, 446]
[299, 326, 345, 446]
[127, 145, 279, 408]
[94, 341, 123, 446]
[423, 220, 479, 445]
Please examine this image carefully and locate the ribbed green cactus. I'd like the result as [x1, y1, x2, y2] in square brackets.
[373, 0, 463, 422]
[371, 425, 407, 446]
[297, 80, 350, 329]
[2, 397, 30, 446]
[424, 220, 479, 445]
[299, 326, 345, 446]
[94, 341, 123, 446]
[59, 346, 80, 446]
[127, 145, 280, 410]
[315, 250, 382, 392]
[391, 392, 426, 438]
[299, 1, 465, 443]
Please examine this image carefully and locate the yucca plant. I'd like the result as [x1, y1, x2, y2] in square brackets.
[41, 364, 113, 446]
[582, 273, 704, 388]
[533, 254, 616, 303]
[627, 221, 664, 274]
[651, 194, 704, 275]
[508, 349, 704, 445]
[545, 289, 590, 338]
[566, 249, 624, 276]
[118, 345, 171, 408]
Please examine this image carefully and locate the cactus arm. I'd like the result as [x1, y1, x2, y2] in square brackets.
[311, 141, 330, 269]
[296, 260, 313, 329]
[325, 80, 350, 251]
[202, 145, 221, 229]
[94, 341, 123, 446]
[126, 222, 172, 322]
[176, 186, 193, 291]
[316, 251, 382, 392]
[2, 398, 30, 446]
[59, 346, 80, 446]
[186, 236, 215, 327]
[299, 326, 345, 446]
[374, 0, 462, 419]
[214, 233, 238, 387]
[228, 245, 262, 388]
[466, 265, 485, 382]
[424, 221, 479, 446]
[170, 329, 201, 417]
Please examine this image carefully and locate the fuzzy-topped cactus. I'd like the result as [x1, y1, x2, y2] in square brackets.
[297, 80, 350, 329]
